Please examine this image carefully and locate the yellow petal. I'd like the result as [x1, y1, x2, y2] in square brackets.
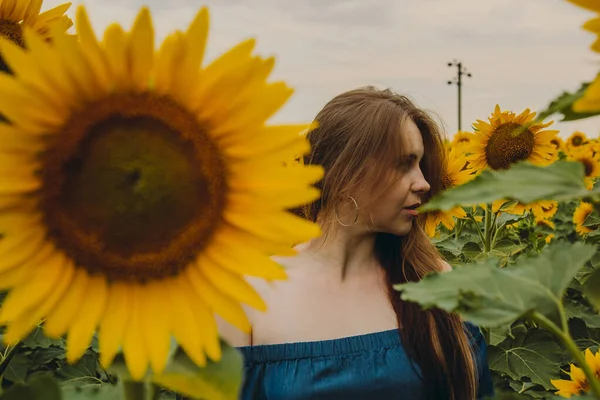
[228, 187, 320, 211]
[212, 82, 293, 135]
[206, 238, 287, 280]
[122, 284, 149, 380]
[99, 282, 131, 368]
[568, 0, 600, 12]
[197, 259, 266, 311]
[22, 29, 78, 107]
[128, 7, 154, 90]
[75, 6, 112, 93]
[223, 124, 311, 158]
[140, 281, 171, 375]
[103, 23, 128, 87]
[177, 275, 221, 362]
[225, 210, 321, 245]
[66, 275, 108, 363]
[0, 71, 65, 128]
[185, 265, 251, 333]
[170, 7, 208, 102]
[44, 268, 89, 338]
[22, 0, 42, 22]
[35, 2, 71, 23]
[51, 23, 101, 101]
[3, 261, 75, 344]
[0, 245, 63, 323]
[154, 33, 182, 94]
[229, 163, 323, 190]
[166, 277, 206, 368]
[0, 226, 45, 275]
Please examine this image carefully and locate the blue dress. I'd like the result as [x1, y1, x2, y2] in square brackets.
[238, 323, 494, 399]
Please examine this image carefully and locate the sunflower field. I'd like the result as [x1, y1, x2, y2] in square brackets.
[0, 0, 600, 399]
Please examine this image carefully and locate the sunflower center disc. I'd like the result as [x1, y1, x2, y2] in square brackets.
[582, 159, 595, 177]
[41, 93, 226, 282]
[0, 20, 24, 73]
[441, 172, 453, 190]
[572, 136, 584, 146]
[484, 122, 535, 170]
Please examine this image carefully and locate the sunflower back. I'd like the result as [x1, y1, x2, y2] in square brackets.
[299, 86, 478, 400]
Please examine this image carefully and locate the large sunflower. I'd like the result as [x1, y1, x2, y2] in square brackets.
[0, 6, 323, 380]
[423, 148, 472, 237]
[0, 0, 72, 71]
[467, 105, 558, 170]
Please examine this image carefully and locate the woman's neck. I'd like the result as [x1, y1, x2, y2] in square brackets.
[301, 228, 379, 279]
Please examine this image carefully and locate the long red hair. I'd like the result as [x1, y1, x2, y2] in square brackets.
[298, 87, 477, 400]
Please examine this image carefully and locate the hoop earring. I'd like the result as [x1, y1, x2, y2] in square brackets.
[334, 196, 359, 227]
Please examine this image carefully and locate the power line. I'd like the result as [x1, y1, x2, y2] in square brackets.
[447, 60, 472, 132]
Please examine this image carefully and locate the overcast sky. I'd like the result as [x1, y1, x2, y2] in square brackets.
[44, 0, 600, 139]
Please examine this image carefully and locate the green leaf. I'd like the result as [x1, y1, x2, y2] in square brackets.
[421, 161, 592, 212]
[394, 241, 596, 327]
[62, 384, 123, 400]
[23, 326, 64, 349]
[537, 81, 600, 122]
[564, 298, 600, 329]
[56, 353, 100, 387]
[488, 329, 562, 390]
[583, 267, 600, 311]
[153, 341, 243, 400]
[2, 352, 32, 384]
[0, 375, 61, 400]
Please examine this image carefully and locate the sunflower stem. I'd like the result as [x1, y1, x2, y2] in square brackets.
[123, 380, 160, 400]
[531, 311, 600, 398]
[483, 206, 493, 252]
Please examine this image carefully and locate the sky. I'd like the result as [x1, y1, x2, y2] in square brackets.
[43, 0, 600, 139]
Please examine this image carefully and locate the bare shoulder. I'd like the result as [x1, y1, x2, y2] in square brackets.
[440, 260, 453, 272]
[216, 253, 304, 347]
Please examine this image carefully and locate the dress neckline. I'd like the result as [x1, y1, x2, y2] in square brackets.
[238, 328, 402, 364]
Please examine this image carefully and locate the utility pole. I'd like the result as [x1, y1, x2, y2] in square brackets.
[447, 60, 472, 132]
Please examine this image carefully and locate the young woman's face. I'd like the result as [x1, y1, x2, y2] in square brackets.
[359, 119, 431, 236]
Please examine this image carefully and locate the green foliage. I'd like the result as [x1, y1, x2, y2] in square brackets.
[421, 161, 593, 212]
[0, 325, 243, 400]
[0, 375, 61, 400]
[408, 158, 600, 399]
[395, 242, 596, 327]
[488, 329, 563, 390]
[153, 342, 243, 400]
[537, 81, 600, 122]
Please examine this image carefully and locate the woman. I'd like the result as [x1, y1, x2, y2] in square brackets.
[221, 87, 494, 399]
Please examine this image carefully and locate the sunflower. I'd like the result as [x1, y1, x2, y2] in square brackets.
[573, 202, 596, 235]
[531, 200, 559, 221]
[467, 105, 558, 170]
[450, 131, 474, 149]
[566, 146, 600, 189]
[492, 199, 529, 215]
[550, 136, 565, 152]
[567, 0, 600, 52]
[566, 131, 589, 149]
[423, 148, 472, 237]
[551, 348, 600, 398]
[544, 233, 555, 243]
[0, 0, 72, 72]
[0, 6, 323, 380]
